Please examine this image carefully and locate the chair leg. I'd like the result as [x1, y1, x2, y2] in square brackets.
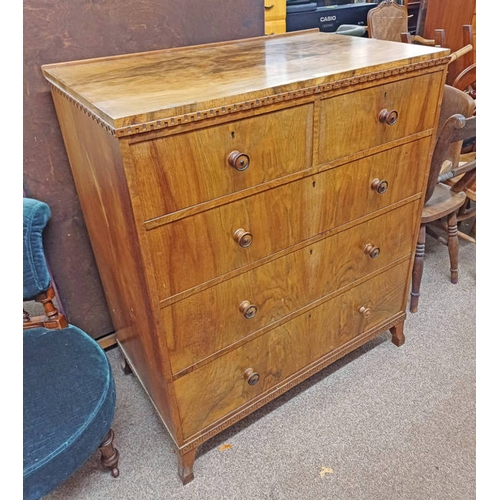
[99, 428, 120, 478]
[447, 212, 460, 284]
[410, 224, 426, 313]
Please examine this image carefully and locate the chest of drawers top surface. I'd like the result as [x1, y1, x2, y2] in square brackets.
[42, 31, 448, 133]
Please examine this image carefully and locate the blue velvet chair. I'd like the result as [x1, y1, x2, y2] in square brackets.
[23, 197, 119, 499]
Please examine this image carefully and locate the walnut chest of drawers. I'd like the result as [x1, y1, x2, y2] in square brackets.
[42, 31, 450, 484]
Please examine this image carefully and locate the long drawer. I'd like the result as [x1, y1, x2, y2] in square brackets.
[148, 138, 429, 298]
[318, 73, 441, 164]
[129, 104, 313, 219]
[174, 260, 410, 439]
[164, 200, 419, 374]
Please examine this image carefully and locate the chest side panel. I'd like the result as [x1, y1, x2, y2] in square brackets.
[48, 88, 182, 440]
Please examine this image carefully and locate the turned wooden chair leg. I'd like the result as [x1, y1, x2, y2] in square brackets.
[447, 211, 460, 284]
[410, 224, 426, 313]
[99, 428, 120, 478]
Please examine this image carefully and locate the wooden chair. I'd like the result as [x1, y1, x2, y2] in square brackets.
[437, 31, 476, 242]
[436, 84, 475, 137]
[409, 106, 476, 313]
[451, 25, 476, 100]
[441, 159, 476, 243]
[436, 82, 476, 243]
[453, 62, 476, 100]
[23, 197, 120, 499]
[367, 0, 445, 46]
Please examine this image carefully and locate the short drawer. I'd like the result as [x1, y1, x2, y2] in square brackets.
[129, 104, 313, 219]
[174, 260, 410, 439]
[318, 73, 441, 164]
[164, 200, 419, 374]
[148, 138, 429, 298]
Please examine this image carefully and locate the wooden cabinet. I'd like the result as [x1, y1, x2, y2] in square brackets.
[42, 31, 450, 484]
[264, 0, 286, 34]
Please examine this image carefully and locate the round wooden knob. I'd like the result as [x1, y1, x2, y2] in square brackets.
[244, 368, 260, 385]
[358, 306, 372, 319]
[239, 300, 258, 319]
[228, 151, 250, 171]
[378, 109, 399, 126]
[364, 243, 380, 259]
[234, 228, 253, 248]
[371, 178, 389, 194]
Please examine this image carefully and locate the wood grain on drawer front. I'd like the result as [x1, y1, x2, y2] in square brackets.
[164, 200, 419, 374]
[148, 138, 429, 298]
[129, 105, 313, 219]
[318, 73, 441, 164]
[174, 260, 410, 439]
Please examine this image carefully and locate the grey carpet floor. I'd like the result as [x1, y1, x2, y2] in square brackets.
[44, 234, 476, 500]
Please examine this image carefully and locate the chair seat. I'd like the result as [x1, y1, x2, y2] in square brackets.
[421, 183, 466, 224]
[23, 326, 116, 500]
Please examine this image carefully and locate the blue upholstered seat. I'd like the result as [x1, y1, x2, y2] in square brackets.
[23, 198, 51, 301]
[23, 197, 118, 499]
